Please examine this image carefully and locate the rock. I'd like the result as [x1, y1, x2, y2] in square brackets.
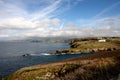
[50, 47, 119, 55]
[117, 74, 120, 80]
[107, 48, 112, 51]
[56, 50, 62, 54]
[22, 54, 31, 57]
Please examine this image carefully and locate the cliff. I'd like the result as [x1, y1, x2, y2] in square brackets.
[50, 38, 120, 54]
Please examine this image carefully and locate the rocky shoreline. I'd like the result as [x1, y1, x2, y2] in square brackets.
[50, 47, 119, 55]
[50, 38, 120, 55]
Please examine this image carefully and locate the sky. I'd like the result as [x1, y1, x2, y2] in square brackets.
[0, 0, 120, 40]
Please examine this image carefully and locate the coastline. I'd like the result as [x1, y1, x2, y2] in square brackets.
[50, 38, 120, 55]
[2, 37, 120, 80]
[3, 49, 120, 80]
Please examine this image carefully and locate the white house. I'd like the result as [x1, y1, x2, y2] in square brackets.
[98, 39, 106, 42]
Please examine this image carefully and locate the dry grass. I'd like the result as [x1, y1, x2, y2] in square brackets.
[69, 41, 119, 52]
[63, 56, 120, 80]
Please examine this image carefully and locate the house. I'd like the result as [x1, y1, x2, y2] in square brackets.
[98, 39, 106, 42]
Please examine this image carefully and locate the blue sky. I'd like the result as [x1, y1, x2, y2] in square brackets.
[0, 0, 120, 40]
[63, 0, 120, 20]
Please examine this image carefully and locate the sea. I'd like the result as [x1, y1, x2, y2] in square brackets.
[0, 41, 92, 78]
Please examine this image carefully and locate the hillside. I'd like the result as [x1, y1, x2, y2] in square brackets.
[50, 37, 120, 54]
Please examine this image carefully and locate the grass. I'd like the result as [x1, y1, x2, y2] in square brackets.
[3, 63, 80, 80]
[63, 57, 120, 80]
[109, 37, 120, 41]
[50, 37, 120, 54]
[71, 41, 118, 48]
[68, 41, 119, 53]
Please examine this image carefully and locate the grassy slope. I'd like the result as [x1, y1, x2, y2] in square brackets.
[69, 38, 120, 52]
[69, 41, 119, 51]
[51, 38, 120, 54]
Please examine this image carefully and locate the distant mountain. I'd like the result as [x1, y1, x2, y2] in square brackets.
[24, 36, 72, 42]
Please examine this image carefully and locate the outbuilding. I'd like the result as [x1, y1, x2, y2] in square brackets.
[98, 39, 106, 42]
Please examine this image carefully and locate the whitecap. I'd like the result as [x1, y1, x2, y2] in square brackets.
[40, 53, 51, 56]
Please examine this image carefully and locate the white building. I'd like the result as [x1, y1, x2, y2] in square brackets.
[98, 39, 106, 42]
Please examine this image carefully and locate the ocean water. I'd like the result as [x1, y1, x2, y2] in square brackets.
[0, 42, 92, 78]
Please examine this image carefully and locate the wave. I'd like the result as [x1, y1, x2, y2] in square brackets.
[40, 53, 51, 55]
[30, 53, 51, 56]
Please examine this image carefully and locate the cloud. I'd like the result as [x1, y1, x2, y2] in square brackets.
[0, 0, 82, 20]
[0, 17, 36, 29]
[0, 0, 83, 37]
[82, 15, 120, 37]
[0, 2, 28, 19]
[0, 17, 61, 29]
[31, 0, 62, 21]
[93, 1, 120, 19]
[0, 0, 3, 4]
[0, 15, 120, 39]
[0, 0, 119, 40]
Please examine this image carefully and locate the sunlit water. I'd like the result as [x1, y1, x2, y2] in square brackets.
[0, 42, 93, 78]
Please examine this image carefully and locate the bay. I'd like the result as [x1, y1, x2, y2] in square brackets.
[0, 42, 92, 78]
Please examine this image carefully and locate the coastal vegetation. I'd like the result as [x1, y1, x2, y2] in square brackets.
[50, 37, 120, 54]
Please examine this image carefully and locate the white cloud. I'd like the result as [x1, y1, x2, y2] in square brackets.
[0, 17, 36, 29]
[93, 1, 120, 19]
[0, 0, 119, 40]
[0, 0, 3, 4]
[1, 15, 120, 39]
[31, 0, 62, 21]
[0, 17, 61, 29]
[0, 15, 120, 39]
